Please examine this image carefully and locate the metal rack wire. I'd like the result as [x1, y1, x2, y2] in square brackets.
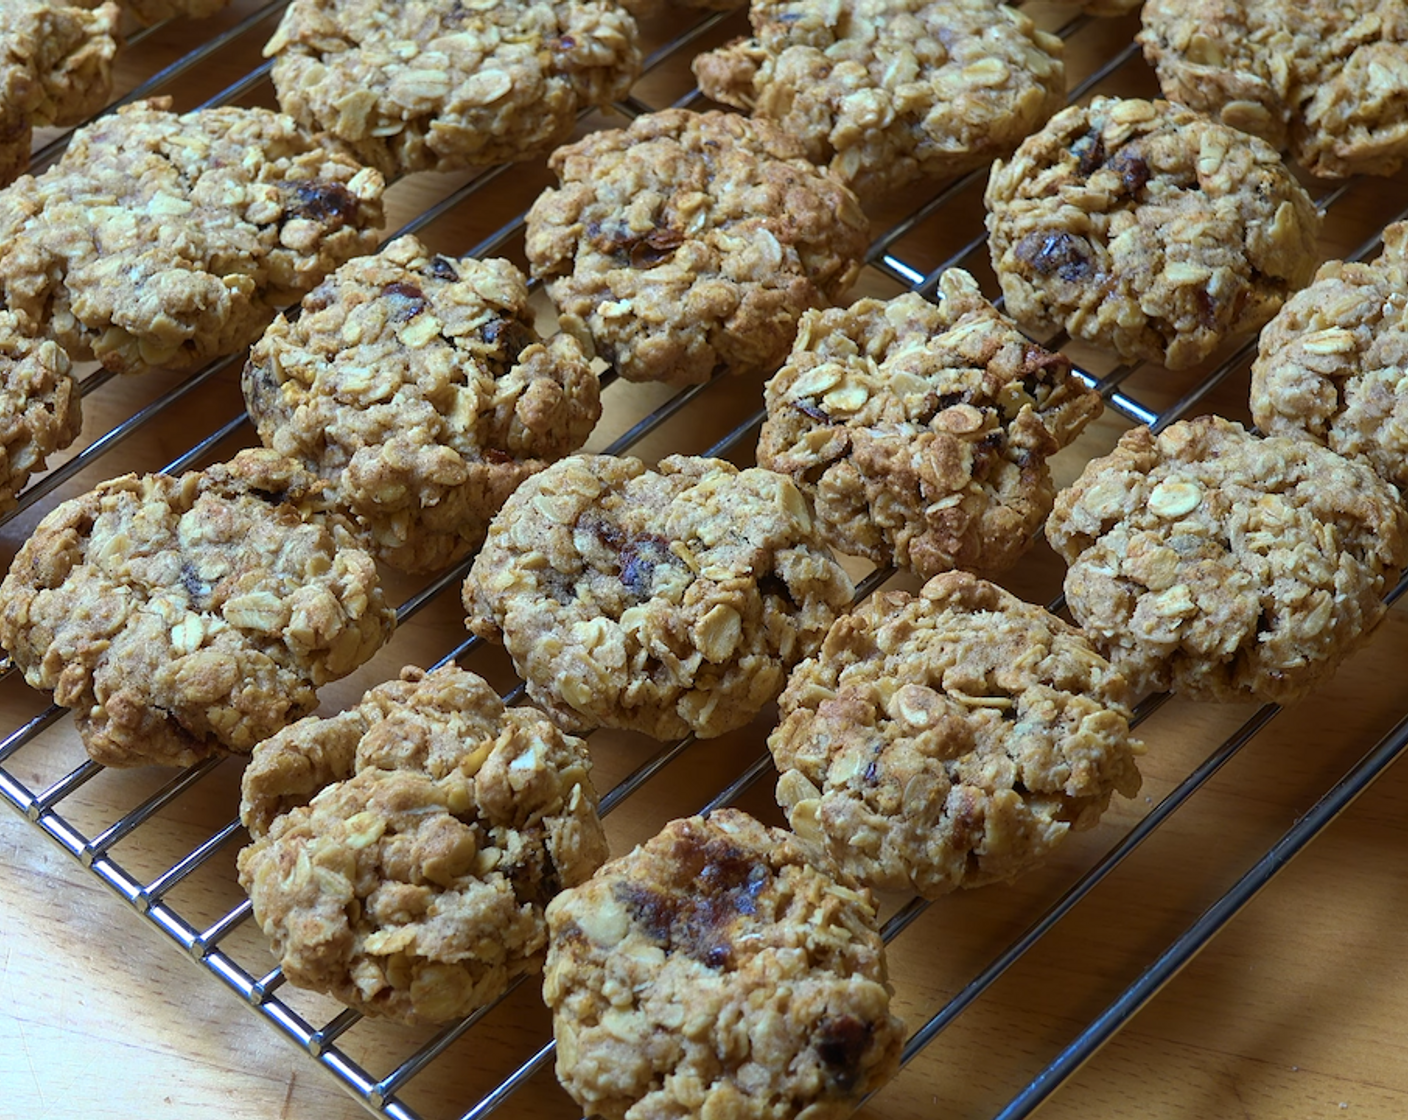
[3, 4, 1408, 1119]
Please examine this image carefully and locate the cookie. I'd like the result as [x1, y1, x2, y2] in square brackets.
[693, 0, 1064, 202]
[0, 98, 384, 375]
[525, 108, 869, 385]
[1140, 0, 1408, 179]
[543, 809, 905, 1120]
[1045, 416, 1408, 704]
[464, 453, 855, 740]
[0, 449, 396, 768]
[1250, 221, 1408, 494]
[264, 0, 641, 177]
[757, 270, 1103, 579]
[238, 663, 609, 1025]
[984, 96, 1321, 371]
[0, 312, 81, 512]
[243, 235, 600, 573]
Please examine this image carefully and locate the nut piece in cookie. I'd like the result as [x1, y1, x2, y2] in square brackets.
[464, 453, 855, 740]
[758, 270, 1103, 578]
[0, 98, 385, 375]
[693, 0, 1064, 202]
[238, 664, 609, 1025]
[526, 108, 868, 385]
[544, 809, 905, 1120]
[243, 235, 600, 573]
[0, 312, 81, 511]
[771, 572, 1141, 898]
[1251, 220, 1408, 494]
[0, 449, 396, 768]
[985, 96, 1321, 370]
[264, 0, 642, 177]
[1046, 416, 1408, 704]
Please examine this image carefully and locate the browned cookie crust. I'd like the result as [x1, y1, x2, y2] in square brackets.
[543, 809, 905, 1120]
[238, 664, 609, 1025]
[693, 0, 1064, 202]
[264, 0, 641, 177]
[1046, 416, 1408, 704]
[464, 453, 855, 740]
[985, 96, 1321, 370]
[243, 235, 600, 573]
[525, 108, 868, 385]
[757, 270, 1103, 579]
[0, 311, 81, 511]
[0, 449, 395, 768]
[1250, 220, 1408, 494]
[0, 99, 384, 375]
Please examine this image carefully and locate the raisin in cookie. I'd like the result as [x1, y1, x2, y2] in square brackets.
[243, 236, 600, 573]
[464, 453, 855, 740]
[238, 663, 609, 1025]
[0, 312, 81, 511]
[0, 449, 395, 768]
[693, 0, 1064, 202]
[1250, 221, 1408, 494]
[985, 96, 1321, 371]
[544, 809, 905, 1120]
[757, 270, 1102, 579]
[264, 0, 641, 177]
[0, 98, 384, 375]
[1046, 416, 1408, 704]
[525, 108, 868, 385]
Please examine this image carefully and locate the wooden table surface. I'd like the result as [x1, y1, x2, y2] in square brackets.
[3, 3, 1408, 1119]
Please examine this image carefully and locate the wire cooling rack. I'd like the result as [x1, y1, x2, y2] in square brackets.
[3, 2, 1408, 1118]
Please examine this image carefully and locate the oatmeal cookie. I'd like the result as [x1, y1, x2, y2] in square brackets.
[757, 270, 1103, 578]
[243, 236, 600, 573]
[0, 98, 384, 375]
[1046, 416, 1408, 704]
[985, 96, 1321, 371]
[464, 453, 855, 740]
[770, 572, 1141, 898]
[238, 663, 609, 1025]
[0, 449, 396, 768]
[264, 0, 641, 177]
[0, 312, 81, 512]
[1250, 221, 1408, 494]
[543, 809, 905, 1120]
[693, 0, 1064, 202]
[525, 108, 869, 385]
[1140, 0, 1408, 179]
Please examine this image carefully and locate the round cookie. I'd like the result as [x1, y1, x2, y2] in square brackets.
[770, 572, 1142, 898]
[0, 449, 396, 768]
[543, 809, 905, 1120]
[525, 108, 869, 385]
[984, 96, 1321, 371]
[757, 270, 1103, 579]
[1045, 416, 1408, 704]
[0, 312, 81, 512]
[692, 0, 1064, 202]
[243, 235, 601, 573]
[464, 453, 855, 740]
[238, 664, 609, 1025]
[264, 0, 641, 177]
[1250, 221, 1408, 494]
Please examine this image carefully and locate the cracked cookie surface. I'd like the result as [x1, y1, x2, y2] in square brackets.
[0, 311, 81, 511]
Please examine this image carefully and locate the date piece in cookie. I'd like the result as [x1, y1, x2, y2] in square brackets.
[693, 0, 1064, 202]
[771, 572, 1141, 898]
[243, 236, 600, 573]
[0, 449, 396, 768]
[264, 0, 641, 178]
[757, 270, 1103, 579]
[0, 98, 384, 375]
[985, 96, 1321, 371]
[544, 809, 905, 1120]
[1046, 416, 1408, 705]
[238, 664, 609, 1025]
[526, 108, 868, 385]
[1140, 0, 1408, 179]
[0, 311, 81, 512]
[464, 453, 855, 740]
[1250, 221, 1408, 494]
